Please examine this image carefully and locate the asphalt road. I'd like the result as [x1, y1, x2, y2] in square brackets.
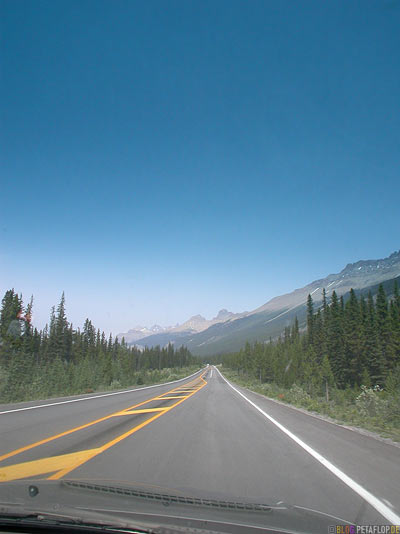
[1, 366, 399, 527]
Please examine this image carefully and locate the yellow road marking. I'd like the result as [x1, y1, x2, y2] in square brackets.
[1, 379, 207, 482]
[0, 448, 102, 482]
[0, 377, 205, 464]
[112, 408, 170, 415]
[49, 378, 207, 480]
[0, 374, 208, 482]
[153, 395, 187, 400]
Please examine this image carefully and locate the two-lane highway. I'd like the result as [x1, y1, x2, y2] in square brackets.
[1, 366, 399, 527]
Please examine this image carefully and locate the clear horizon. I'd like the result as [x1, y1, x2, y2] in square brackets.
[1, 1, 400, 336]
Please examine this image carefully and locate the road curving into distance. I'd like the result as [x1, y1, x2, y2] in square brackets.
[1, 365, 399, 526]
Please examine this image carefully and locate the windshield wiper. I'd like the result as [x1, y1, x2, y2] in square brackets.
[63, 480, 274, 514]
[0, 508, 154, 533]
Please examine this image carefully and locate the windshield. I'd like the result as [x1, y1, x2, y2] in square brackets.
[1, 1, 400, 533]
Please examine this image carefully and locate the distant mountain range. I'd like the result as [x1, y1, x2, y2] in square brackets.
[117, 309, 244, 346]
[118, 250, 400, 356]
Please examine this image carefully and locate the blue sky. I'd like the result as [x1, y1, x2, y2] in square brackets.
[1, 0, 399, 335]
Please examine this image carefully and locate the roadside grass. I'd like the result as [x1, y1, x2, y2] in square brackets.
[102, 366, 202, 393]
[0, 366, 202, 405]
[220, 367, 400, 443]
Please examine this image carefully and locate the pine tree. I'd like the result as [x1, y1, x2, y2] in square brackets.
[291, 316, 299, 340]
[359, 295, 367, 326]
[55, 292, 69, 361]
[21, 297, 34, 364]
[0, 289, 22, 340]
[307, 294, 314, 346]
[394, 280, 400, 311]
[46, 306, 57, 362]
[327, 291, 346, 387]
[322, 288, 330, 325]
[376, 284, 396, 373]
[0, 289, 23, 366]
[313, 309, 324, 362]
[363, 292, 384, 385]
[344, 289, 362, 386]
[321, 354, 334, 401]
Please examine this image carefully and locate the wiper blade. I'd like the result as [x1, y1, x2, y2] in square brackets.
[0, 509, 81, 523]
[0, 509, 153, 533]
[64, 480, 274, 514]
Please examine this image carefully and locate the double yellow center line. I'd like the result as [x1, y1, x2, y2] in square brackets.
[0, 373, 207, 482]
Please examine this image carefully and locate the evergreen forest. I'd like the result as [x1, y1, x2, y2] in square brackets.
[217, 282, 400, 437]
[0, 290, 196, 403]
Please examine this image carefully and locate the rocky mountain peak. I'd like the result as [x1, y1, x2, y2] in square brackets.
[340, 250, 400, 277]
[188, 314, 206, 322]
[214, 309, 232, 320]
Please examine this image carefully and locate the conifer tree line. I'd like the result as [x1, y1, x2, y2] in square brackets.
[0, 289, 195, 402]
[220, 282, 400, 394]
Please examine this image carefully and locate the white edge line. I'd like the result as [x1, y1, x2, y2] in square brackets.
[0, 368, 205, 416]
[215, 367, 400, 525]
[246, 385, 400, 449]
